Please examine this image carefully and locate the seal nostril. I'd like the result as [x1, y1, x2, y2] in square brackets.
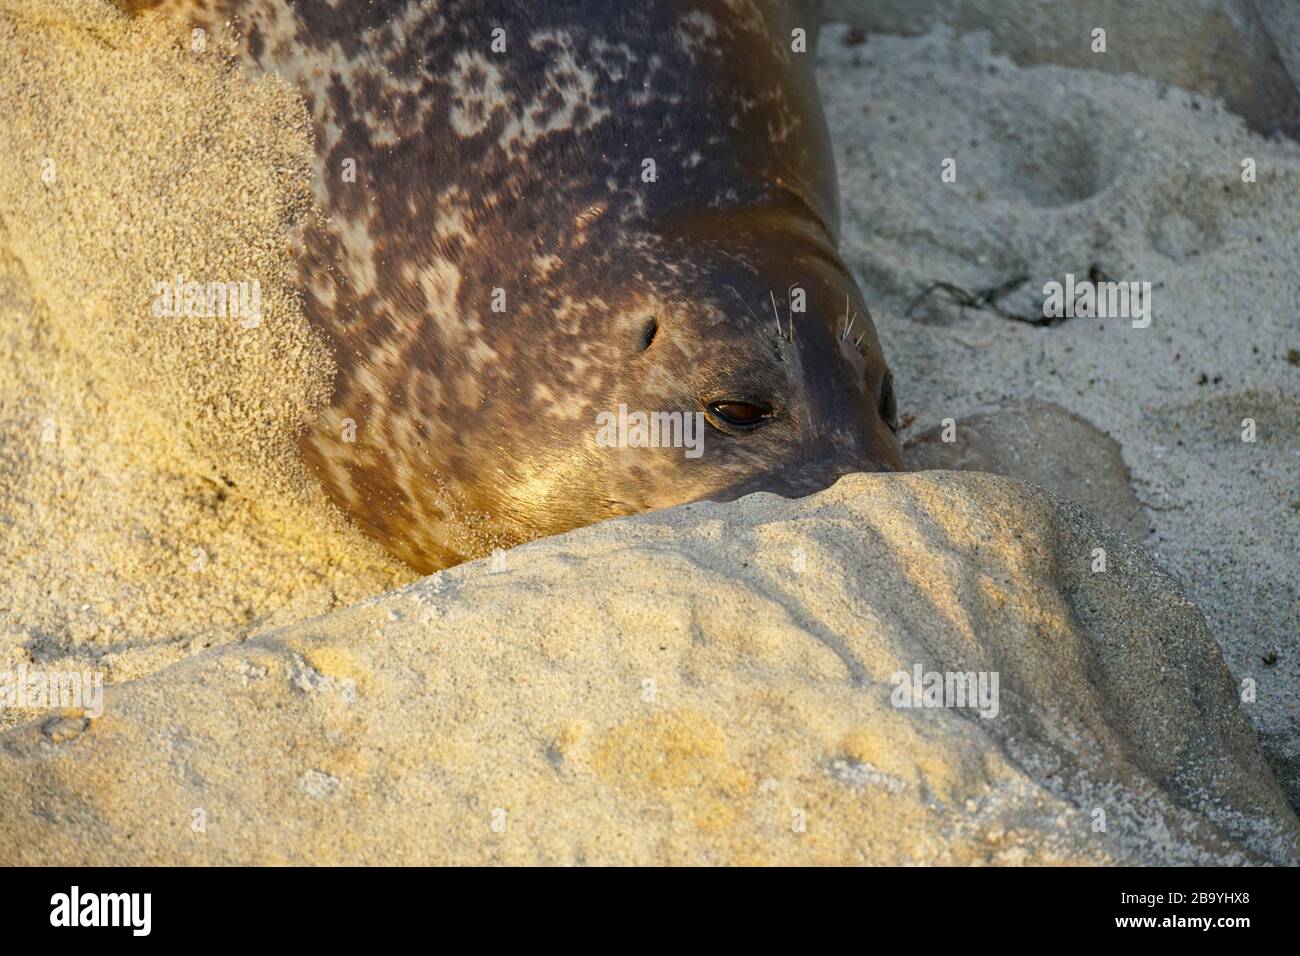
[879, 371, 899, 434]
[637, 316, 659, 352]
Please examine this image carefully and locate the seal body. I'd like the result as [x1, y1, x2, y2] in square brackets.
[123, 0, 903, 572]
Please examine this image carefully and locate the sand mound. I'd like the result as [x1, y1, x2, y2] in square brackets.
[0, 0, 410, 722]
[820, 21, 1300, 807]
[1, 473, 1294, 865]
[904, 400, 1148, 540]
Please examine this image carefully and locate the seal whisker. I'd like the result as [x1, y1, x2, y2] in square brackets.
[726, 284, 762, 327]
[770, 290, 783, 340]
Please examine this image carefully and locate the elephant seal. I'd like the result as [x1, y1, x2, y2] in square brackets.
[118, 0, 903, 572]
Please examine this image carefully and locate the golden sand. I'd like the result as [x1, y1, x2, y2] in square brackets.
[0, 0, 412, 727]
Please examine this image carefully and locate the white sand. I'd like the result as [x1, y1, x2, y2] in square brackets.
[820, 23, 1300, 803]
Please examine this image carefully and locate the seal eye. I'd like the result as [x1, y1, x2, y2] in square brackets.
[879, 371, 899, 434]
[708, 401, 770, 429]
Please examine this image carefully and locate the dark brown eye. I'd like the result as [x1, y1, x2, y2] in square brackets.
[708, 401, 769, 427]
[879, 371, 898, 434]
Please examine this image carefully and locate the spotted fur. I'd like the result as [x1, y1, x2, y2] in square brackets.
[119, 0, 902, 571]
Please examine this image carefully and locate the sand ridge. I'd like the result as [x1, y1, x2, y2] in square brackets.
[0, 473, 1294, 865]
[0, 0, 410, 727]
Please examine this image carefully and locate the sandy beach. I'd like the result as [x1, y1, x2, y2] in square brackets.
[0, 0, 1295, 864]
[820, 14, 1300, 807]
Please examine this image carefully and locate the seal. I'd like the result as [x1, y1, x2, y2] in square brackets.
[118, 0, 904, 572]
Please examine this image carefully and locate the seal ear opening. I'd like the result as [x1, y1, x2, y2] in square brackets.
[637, 317, 659, 353]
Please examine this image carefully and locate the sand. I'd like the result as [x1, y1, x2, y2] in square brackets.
[2, 473, 1295, 865]
[0, 0, 1296, 862]
[817, 20, 1300, 804]
[0, 0, 410, 731]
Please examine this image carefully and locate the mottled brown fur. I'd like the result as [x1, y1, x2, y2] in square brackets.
[116, 0, 902, 572]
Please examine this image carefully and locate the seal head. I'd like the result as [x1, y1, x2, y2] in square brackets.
[121, 0, 903, 571]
